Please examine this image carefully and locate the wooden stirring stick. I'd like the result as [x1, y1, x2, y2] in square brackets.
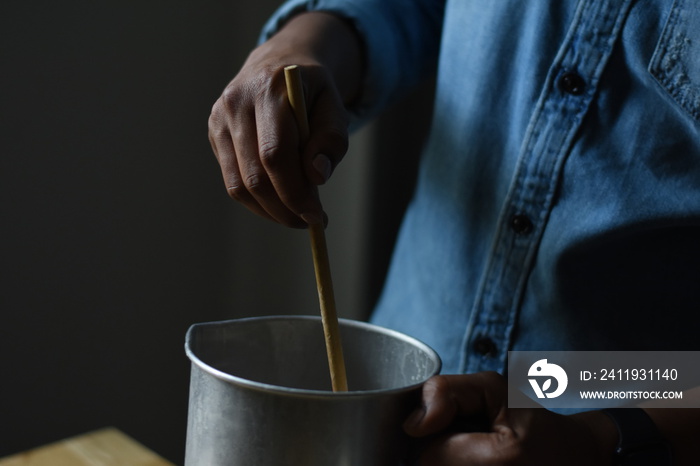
[284, 65, 348, 392]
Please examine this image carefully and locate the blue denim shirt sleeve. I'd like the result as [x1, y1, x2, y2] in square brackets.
[259, 0, 444, 123]
[260, 0, 700, 376]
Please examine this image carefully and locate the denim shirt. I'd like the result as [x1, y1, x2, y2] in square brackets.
[263, 0, 700, 375]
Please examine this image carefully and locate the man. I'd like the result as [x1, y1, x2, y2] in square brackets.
[209, 1, 700, 463]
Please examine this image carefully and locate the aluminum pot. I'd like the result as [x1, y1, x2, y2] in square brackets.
[184, 315, 441, 466]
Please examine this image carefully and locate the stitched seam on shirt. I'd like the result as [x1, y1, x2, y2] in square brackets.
[648, 0, 700, 121]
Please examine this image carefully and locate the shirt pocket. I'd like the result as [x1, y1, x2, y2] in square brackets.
[648, 0, 700, 122]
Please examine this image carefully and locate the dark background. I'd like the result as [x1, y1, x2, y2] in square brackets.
[0, 1, 429, 462]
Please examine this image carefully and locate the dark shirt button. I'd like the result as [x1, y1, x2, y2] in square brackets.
[511, 214, 533, 235]
[473, 337, 497, 357]
[559, 72, 586, 95]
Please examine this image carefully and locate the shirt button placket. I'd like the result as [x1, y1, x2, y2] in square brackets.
[461, 0, 634, 375]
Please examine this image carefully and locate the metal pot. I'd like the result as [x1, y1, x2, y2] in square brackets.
[184, 315, 441, 465]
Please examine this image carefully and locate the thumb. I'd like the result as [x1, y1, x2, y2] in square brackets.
[403, 376, 456, 437]
[404, 372, 508, 437]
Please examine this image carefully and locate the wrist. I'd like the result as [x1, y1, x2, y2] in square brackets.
[570, 410, 619, 466]
[602, 408, 673, 465]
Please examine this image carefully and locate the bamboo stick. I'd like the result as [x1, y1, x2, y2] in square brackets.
[284, 65, 348, 392]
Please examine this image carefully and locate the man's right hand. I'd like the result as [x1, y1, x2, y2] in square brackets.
[208, 12, 363, 228]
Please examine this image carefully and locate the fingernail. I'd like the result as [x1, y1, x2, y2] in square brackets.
[403, 405, 426, 431]
[301, 212, 322, 225]
[313, 154, 332, 183]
